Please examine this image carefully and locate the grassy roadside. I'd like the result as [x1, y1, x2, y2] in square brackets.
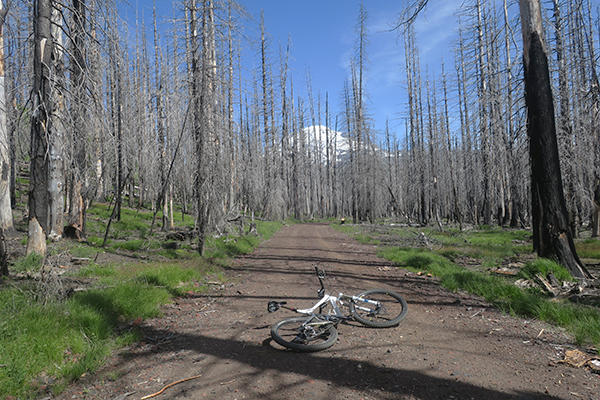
[333, 223, 600, 350]
[0, 204, 286, 400]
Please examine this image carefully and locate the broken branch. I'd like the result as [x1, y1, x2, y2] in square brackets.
[140, 374, 202, 399]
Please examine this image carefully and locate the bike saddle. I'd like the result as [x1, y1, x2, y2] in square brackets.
[267, 300, 286, 313]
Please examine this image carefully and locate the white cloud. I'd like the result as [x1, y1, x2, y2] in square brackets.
[414, 1, 462, 58]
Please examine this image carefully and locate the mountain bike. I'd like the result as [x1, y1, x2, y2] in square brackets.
[267, 266, 408, 352]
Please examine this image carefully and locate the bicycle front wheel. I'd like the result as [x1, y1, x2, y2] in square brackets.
[271, 317, 338, 352]
[350, 289, 408, 328]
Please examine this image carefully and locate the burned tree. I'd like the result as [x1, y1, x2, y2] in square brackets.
[519, 0, 591, 279]
[28, 0, 65, 255]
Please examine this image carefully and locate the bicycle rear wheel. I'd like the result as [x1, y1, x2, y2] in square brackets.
[271, 316, 338, 352]
[350, 289, 408, 328]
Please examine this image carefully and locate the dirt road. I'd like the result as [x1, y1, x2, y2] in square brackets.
[57, 223, 599, 400]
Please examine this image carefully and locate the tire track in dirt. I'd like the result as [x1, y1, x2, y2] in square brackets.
[56, 223, 599, 400]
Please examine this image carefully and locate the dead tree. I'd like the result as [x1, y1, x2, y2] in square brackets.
[519, 0, 591, 279]
[65, 0, 88, 241]
[0, 0, 13, 237]
[28, 0, 65, 255]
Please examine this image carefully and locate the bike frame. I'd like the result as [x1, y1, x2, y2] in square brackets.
[268, 266, 383, 323]
[293, 292, 381, 320]
[293, 293, 348, 318]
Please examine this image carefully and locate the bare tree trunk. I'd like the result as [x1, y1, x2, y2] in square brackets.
[190, 0, 202, 250]
[442, 62, 462, 230]
[28, 0, 62, 255]
[259, 12, 272, 217]
[593, 178, 600, 237]
[585, 0, 600, 237]
[153, 1, 168, 231]
[192, 0, 216, 255]
[107, 19, 124, 222]
[115, 58, 123, 222]
[404, 27, 419, 224]
[426, 76, 442, 231]
[476, 0, 492, 226]
[456, 25, 476, 225]
[65, 0, 87, 241]
[226, 2, 236, 214]
[0, 228, 6, 276]
[89, 0, 103, 202]
[0, 0, 13, 237]
[47, 2, 65, 240]
[519, 0, 591, 279]
[552, 0, 580, 240]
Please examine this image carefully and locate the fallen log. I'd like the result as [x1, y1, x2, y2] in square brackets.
[531, 274, 600, 304]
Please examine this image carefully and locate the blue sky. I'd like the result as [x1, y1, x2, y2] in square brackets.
[143, 0, 463, 138]
[237, 0, 462, 137]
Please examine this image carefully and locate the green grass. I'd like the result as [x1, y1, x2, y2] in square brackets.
[85, 203, 173, 239]
[465, 227, 530, 245]
[69, 243, 100, 259]
[354, 234, 379, 245]
[205, 220, 285, 263]
[332, 224, 533, 267]
[379, 246, 600, 349]
[208, 235, 262, 259]
[84, 205, 282, 261]
[576, 238, 600, 259]
[334, 224, 359, 235]
[332, 223, 600, 349]
[0, 260, 220, 399]
[0, 212, 283, 399]
[0, 288, 124, 398]
[518, 258, 574, 283]
[12, 252, 44, 273]
[75, 264, 117, 279]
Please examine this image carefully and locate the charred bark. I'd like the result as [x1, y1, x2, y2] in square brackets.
[521, 0, 591, 279]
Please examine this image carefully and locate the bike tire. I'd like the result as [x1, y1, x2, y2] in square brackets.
[271, 317, 338, 352]
[350, 289, 408, 328]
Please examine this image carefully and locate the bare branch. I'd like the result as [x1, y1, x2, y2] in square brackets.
[389, 0, 429, 32]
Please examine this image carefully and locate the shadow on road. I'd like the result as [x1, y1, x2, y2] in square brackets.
[122, 322, 561, 400]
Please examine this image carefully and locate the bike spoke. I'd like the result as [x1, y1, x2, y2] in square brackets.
[351, 289, 408, 328]
[271, 317, 338, 352]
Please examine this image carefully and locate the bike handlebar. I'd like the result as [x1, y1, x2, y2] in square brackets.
[315, 265, 326, 293]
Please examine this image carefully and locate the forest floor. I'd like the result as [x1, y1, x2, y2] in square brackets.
[54, 223, 600, 400]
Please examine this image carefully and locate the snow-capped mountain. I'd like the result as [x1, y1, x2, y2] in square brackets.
[303, 125, 350, 162]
